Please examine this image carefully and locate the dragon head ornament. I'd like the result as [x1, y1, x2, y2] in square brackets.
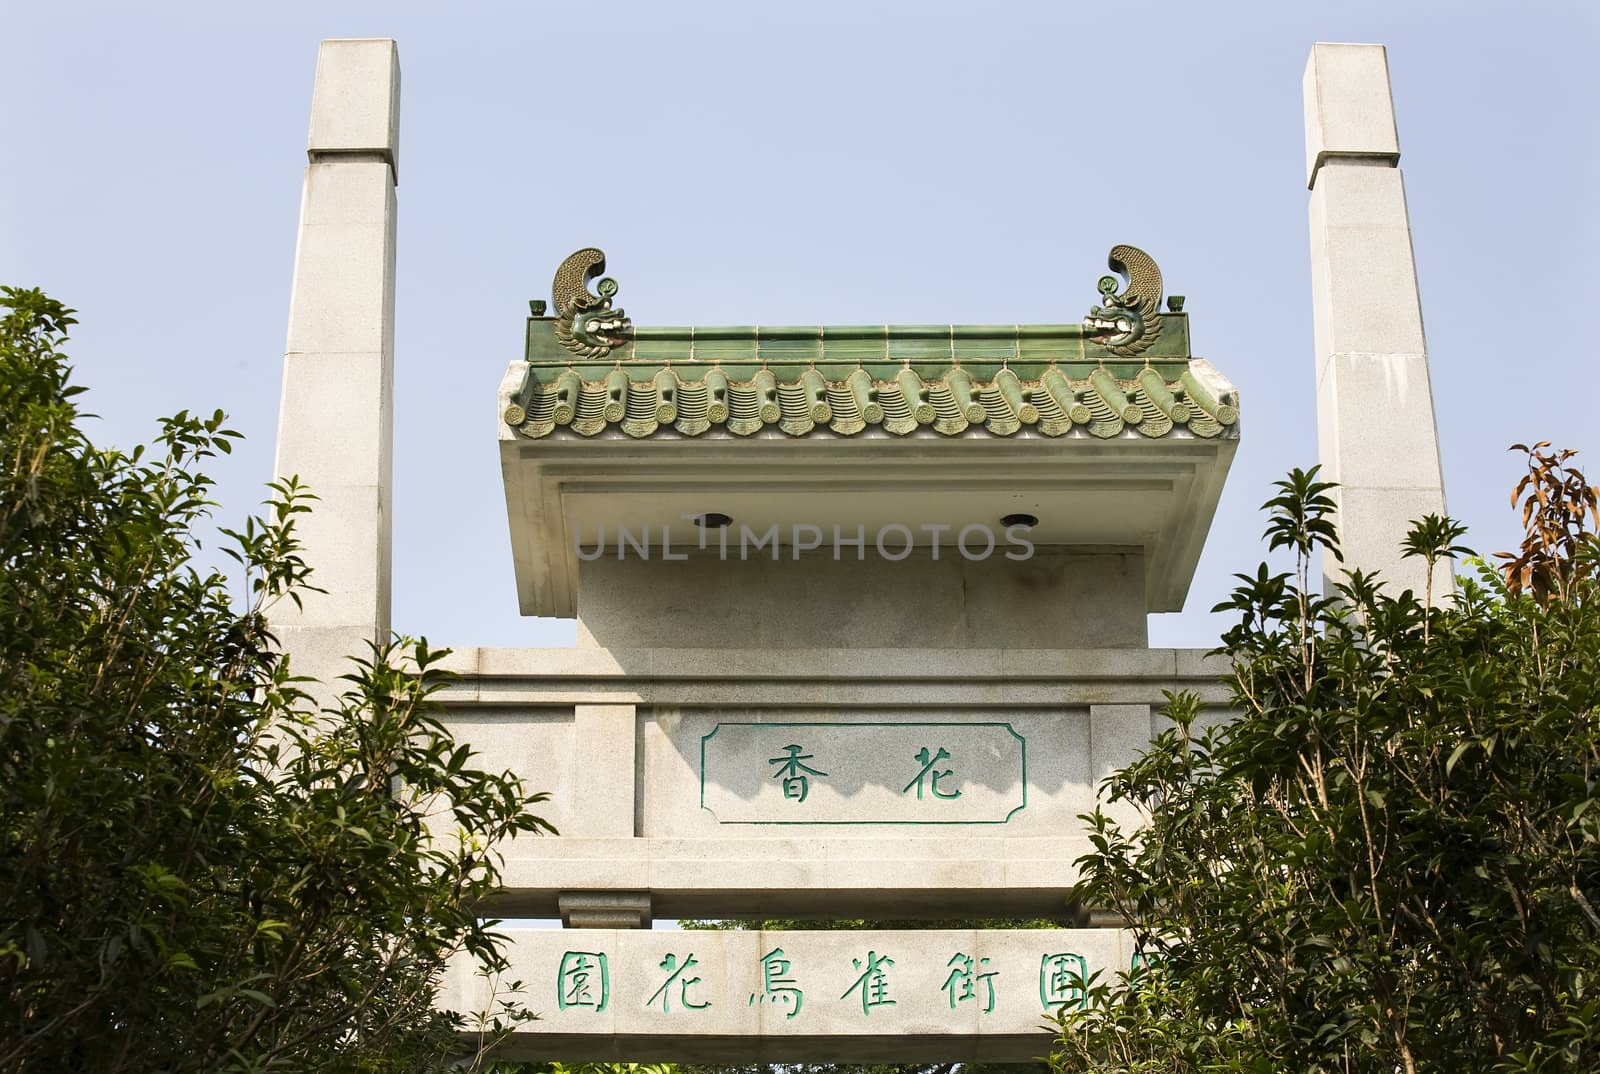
[552, 247, 633, 358]
[1084, 244, 1164, 357]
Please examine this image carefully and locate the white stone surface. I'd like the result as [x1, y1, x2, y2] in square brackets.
[1308, 169, 1428, 369]
[433, 645, 1234, 709]
[281, 165, 396, 356]
[1316, 352, 1446, 493]
[271, 623, 384, 699]
[648, 709, 1085, 835]
[698, 720, 1027, 824]
[573, 704, 639, 837]
[436, 643, 1230, 919]
[438, 707, 580, 834]
[1330, 485, 1453, 599]
[1303, 42, 1400, 187]
[278, 482, 390, 620]
[1089, 704, 1153, 832]
[470, 829, 1105, 921]
[500, 390, 1239, 619]
[275, 352, 390, 486]
[444, 927, 1128, 1061]
[559, 891, 653, 929]
[576, 550, 1148, 650]
[440, 696, 1212, 918]
[271, 39, 399, 684]
[1304, 42, 1452, 602]
[307, 38, 401, 179]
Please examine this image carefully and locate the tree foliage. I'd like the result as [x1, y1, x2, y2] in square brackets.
[1050, 458, 1600, 1073]
[0, 287, 552, 1073]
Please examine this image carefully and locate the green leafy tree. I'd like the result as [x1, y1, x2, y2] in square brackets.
[1050, 457, 1600, 1073]
[0, 287, 553, 1073]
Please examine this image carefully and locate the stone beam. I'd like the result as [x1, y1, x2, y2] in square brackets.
[444, 927, 1127, 1062]
[437, 646, 1226, 920]
[1304, 42, 1451, 601]
[272, 39, 400, 687]
[479, 835, 1093, 922]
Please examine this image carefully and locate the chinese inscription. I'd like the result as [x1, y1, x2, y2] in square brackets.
[553, 947, 1112, 1017]
[840, 950, 896, 1016]
[903, 745, 962, 800]
[748, 946, 804, 1018]
[942, 951, 998, 1012]
[701, 721, 1026, 825]
[647, 952, 710, 1013]
[1039, 952, 1088, 1011]
[557, 950, 610, 1012]
[768, 744, 826, 803]
[526, 932, 1122, 1043]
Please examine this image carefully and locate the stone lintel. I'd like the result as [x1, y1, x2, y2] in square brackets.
[437, 652, 1203, 921]
[445, 927, 1128, 1062]
[480, 834, 1097, 922]
[430, 645, 1234, 709]
[1303, 42, 1400, 188]
[436, 644, 1230, 681]
[559, 891, 653, 929]
[493, 882, 1079, 924]
[490, 1032, 1056, 1064]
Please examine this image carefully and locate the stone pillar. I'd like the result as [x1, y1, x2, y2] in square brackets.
[560, 703, 649, 927]
[1088, 704, 1152, 834]
[1303, 42, 1452, 600]
[567, 704, 638, 837]
[272, 39, 400, 688]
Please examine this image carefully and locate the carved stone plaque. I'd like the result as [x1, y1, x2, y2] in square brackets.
[700, 721, 1027, 825]
[444, 927, 1130, 1062]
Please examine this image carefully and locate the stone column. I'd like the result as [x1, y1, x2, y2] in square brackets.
[560, 703, 649, 927]
[1088, 704, 1152, 830]
[271, 39, 400, 689]
[1304, 42, 1452, 600]
[567, 704, 638, 838]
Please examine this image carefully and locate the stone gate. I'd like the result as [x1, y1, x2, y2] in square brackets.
[270, 36, 1446, 1063]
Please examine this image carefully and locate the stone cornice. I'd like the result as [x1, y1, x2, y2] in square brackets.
[432, 646, 1235, 708]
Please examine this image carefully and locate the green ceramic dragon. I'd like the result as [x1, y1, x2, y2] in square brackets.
[549, 242, 1164, 360]
[552, 247, 632, 358]
[1083, 244, 1164, 357]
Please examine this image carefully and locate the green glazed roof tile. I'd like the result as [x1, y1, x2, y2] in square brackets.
[503, 246, 1239, 443]
[504, 363, 1238, 441]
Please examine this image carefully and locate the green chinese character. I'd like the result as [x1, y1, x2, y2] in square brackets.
[840, 950, 895, 1016]
[1039, 952, 1086, 1011]
[647, 952, 710, 1013]
[557, 950, 609, 1012]
[942, 951, 997, 1012]
[769, 743, 827, 803]
[748, 946, 803, 1019]
[903, 745, 961, 800]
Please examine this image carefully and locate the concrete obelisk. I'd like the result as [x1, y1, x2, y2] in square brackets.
[271, 39, 399, 687]
[1303, 43, 1452, 600]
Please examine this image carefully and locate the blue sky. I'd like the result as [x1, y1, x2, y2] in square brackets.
[4, 0, 1596, 649]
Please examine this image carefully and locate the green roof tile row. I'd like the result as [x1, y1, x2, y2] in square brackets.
[504, 363, 1238, 441]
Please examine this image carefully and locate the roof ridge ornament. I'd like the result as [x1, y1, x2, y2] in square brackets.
[553, 247, 632, 358]
[549, 243, 1169, 360]
[1084, 244, 1164, 357]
